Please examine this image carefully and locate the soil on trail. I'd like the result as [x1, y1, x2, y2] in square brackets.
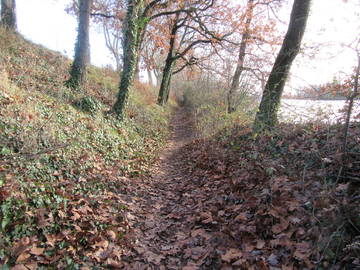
[120, 107, 215, 269]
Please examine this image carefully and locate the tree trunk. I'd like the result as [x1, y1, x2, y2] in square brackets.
[165, 69, 173, 102]
[67, 0, 91, 89]
[157, 58, 175, 105]
[1, 0, 17, 31]
[147, 68, 154, 85]
[227, 0, 254, 113]
[134, 59, 140, 81]
[342, 50, 360, 153]
[103, 22, 123, 71]
[154, 68, 162, 86]
[157, 17, 178, 106]
[113, 0, 144, 118]
[253, 0, 311, 132]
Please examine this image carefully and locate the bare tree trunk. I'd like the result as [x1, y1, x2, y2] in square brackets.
[113, 0, 144, 118]
[158, 58, 175, 105]
[253, 0, 311, 132]
[67, 0, 92, 89]
[342, 50, 360, 153]
[103, 22, 123, 71]
[227, 0, 254, 113]
[147, 68, 154, 85]
[1, 0, 17, 31]
[154, 68, 162, 86]
[157, 16, 179, 106]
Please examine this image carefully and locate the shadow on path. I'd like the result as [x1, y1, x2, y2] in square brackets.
[120, 106, 218, 269]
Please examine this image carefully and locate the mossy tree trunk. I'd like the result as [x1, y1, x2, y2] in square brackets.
[157, 17, 178, 106]
[67, 0, 92, 90]
[1, 0, 17, 31]
[134, 60, 141, 81]
[227, 0, 254, 113]
[253, 0, 311, 132]
[113, 0, 145, 118]
[112, 0, 216, 116]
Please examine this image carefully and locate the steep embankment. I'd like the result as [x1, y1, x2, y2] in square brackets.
[0, 29, 171, 268]
[182, 113, 360, 268]
[179, 82, 360, 269]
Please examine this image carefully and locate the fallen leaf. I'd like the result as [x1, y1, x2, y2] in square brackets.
[12, 237, 30, 257]
[272, 218, 289, 234]
[29, 246, 44, 256]
[24, 263, 38, 270]
[107, 230, 117, 241]
[45, 234, 58, 247]
[70, 210, 81, 221]
[16, 252, 30, 263]
[235, 212, 248, 222]
[256, 240, 266, 249]
[268, 253, 279, 266]
[11, 265, 28, 270]
[93, 240, 109, 249]
[221, 249, 243, 263]
[105, 258, 124, 268]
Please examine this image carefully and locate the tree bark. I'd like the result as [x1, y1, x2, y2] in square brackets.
[103, 22, 123, 71]
[1, 0, 17, 31]
[147, 68, 154, 85]
[157, 17, 178, 106]
[342, 50, 360, 153]
[227, 0, 254, 113]
[134, 59, 140, 81]
[157, 58, 175, 105]
[67, 0, 92, 89]
[113, 0, 144, 118]
[154, 68, 162, 86]
[253, 0, 311, 132]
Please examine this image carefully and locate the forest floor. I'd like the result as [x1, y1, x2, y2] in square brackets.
[119, 106, 206, 269]
[117, 106, 360, 270]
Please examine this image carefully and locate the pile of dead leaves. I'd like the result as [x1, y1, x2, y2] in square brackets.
[179, 122, 360, 269]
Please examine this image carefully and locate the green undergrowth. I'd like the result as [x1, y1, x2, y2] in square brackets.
[0, 28, 171, 267]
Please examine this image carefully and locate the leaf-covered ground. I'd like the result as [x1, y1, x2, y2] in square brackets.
[0, 28, 359, 270]
[0, 29, 171, 269]
[111, 108, 359, 270]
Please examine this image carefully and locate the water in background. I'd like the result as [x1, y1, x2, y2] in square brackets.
[279, 99, 360, 124]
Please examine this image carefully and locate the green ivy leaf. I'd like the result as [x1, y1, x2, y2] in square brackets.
[1, 216, 11, 230]
[1, 147, 11, 155]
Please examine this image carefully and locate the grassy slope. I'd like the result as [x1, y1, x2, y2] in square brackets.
[0, 28, 171, 268]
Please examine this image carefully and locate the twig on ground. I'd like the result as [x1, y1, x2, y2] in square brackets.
[0, 143, 69, 165]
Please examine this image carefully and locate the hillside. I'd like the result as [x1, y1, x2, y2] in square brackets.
[0, 28, 171, 268]
[0, 28, 359, 270]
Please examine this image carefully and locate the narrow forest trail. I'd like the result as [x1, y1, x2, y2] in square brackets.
[120, 106, 219, 269]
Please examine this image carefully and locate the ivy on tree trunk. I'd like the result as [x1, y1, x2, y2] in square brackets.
[67, 0, 91, 90]
[157, 16, 179, 106]
[253, 0, 311, 133]
[113, 0, 145, 118]
[1, 0, 17, 31]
